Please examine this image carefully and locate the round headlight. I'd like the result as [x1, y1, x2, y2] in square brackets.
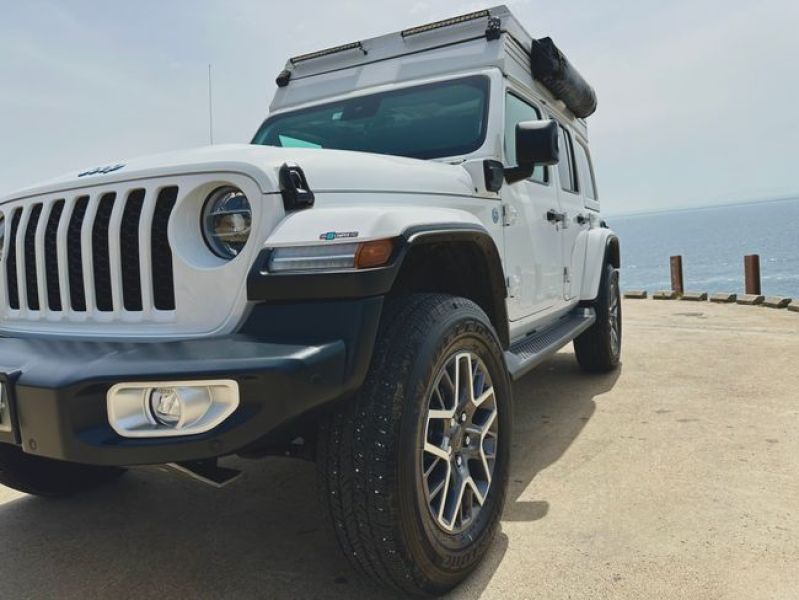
[202, 187, 252, 259]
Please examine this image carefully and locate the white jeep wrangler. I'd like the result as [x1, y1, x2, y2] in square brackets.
[0, 6, 620, 596]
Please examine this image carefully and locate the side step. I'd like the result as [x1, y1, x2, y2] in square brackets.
[505, 307, 596, 381]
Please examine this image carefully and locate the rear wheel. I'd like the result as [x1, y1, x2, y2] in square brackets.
[318, 294, 511, 596]
[574, 262, 622, 373]
[0, 443, 125, 497]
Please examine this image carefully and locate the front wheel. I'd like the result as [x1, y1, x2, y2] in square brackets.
[574, 263, 622, 373]
[318, 294, 512, 596]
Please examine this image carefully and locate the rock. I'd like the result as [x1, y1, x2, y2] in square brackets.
[788, 302, 799, 313]
[762, 296, 792, 309]
[681, 291, 708, 301]
[624, 290, 648, 299]
[710, 293, 737, 303]
[736, 294, 764, 306]
[653, 290, 678, 300]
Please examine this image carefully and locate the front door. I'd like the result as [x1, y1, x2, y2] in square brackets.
[501, 92, 564, 321]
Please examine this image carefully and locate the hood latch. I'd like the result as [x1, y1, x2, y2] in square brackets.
[279, 163, 315, 211]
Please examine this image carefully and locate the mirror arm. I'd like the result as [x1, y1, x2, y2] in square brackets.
[504, 165, 534, 184]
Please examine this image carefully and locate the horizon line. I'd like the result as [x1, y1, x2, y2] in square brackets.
[605, 194, 799, 219]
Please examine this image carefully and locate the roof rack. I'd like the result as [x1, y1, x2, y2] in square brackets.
[272, 5, 596, 119]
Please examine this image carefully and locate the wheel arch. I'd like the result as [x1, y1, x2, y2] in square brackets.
[579, 228, 621, 302]
[391, 225, 510, 349]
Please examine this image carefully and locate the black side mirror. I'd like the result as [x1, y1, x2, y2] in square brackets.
[505, 120, 559, 184]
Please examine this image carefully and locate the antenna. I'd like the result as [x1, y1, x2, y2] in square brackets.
[208, 64, 214, 145]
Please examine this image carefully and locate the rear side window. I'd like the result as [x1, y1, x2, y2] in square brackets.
[557, 125, 578, 193]
[573, 141, 597, 200]
[504, 94, 547, 184]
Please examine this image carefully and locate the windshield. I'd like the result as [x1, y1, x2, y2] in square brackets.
[252, 75, 490, 160]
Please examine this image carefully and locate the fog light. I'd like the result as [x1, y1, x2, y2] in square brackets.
[150, 388, 182, 425]
[107, 379, 239, 438]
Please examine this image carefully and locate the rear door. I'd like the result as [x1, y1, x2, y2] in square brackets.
[500, 92, 564, 321]
[553, 123, 589, 301]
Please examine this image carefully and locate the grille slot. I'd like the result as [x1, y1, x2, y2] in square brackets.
[67, 196, 89, 311]
[5, 208, 23, 310]
[24, 204, 43, 310]
[120, 189, 145, 311]
[44, 200, 65, 311]
[92, 193, 116, 311]
[151, 187, 178, 311]
[3, 185, 178, 318]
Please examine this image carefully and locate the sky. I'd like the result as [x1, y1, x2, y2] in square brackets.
[1, 0, 797, 215]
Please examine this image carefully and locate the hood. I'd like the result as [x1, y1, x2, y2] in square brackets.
[2, 144, 478, 202]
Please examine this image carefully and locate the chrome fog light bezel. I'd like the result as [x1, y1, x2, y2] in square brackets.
[107, 379, 239, 438]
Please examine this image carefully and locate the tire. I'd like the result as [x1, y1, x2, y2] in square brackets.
[0, 443, 125, 497]
[574, 262, 622, 373]
[318, 294, 512, 597]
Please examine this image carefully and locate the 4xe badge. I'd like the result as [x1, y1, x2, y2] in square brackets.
[319, 231, 358, 241]
[78, 163, 125, 177]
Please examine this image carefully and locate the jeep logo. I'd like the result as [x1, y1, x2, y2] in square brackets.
[78, 163, 125, 177]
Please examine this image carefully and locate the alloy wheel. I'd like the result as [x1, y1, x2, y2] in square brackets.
[421, 351, 498, 533]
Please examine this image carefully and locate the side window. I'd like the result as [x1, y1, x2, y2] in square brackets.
[504, 93, 547, 184]
[557, 125, 578, 193]
[573, 141, 597, 200]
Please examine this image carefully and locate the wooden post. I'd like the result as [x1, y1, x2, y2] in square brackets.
[670, 255, 684, 296]
[744, 255, 761, 295]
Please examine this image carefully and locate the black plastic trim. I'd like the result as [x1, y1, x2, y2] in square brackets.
[279, 163, 315, 211]
[0, 371, 23, 445]
[401, 224, 510, 348]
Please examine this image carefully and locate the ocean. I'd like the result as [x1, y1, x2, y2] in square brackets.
[608, 197, 799, 298]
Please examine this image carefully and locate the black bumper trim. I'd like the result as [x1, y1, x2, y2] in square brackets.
[0, 297, 383, 466]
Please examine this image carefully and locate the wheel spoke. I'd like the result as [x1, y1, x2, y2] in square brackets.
[424, 455, 441, 478]
[441, 471, 468, 529]
[427, 408, 454, 421]
[473, 386, 495, 408]
[466, 475, 487, 505]
[424, 441, 449, 461]
[426, 457, 450, 500]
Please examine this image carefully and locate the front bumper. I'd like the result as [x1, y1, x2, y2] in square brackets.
[0, 297, 382, 466]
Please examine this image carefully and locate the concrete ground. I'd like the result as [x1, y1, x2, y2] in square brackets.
[0, 300, 797, 599]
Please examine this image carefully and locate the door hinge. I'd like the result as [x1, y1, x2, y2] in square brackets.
[502, 204, 518, 226]
[563, 267, 571, 284]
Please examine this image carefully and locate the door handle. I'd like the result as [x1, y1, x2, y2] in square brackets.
[546, 209, 566, 224]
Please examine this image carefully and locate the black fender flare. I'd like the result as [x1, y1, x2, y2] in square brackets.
[395, 224, 510, 349]
[247, 223, 509, 348]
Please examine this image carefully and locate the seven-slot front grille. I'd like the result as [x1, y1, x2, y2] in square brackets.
[2, 186, 178, 317]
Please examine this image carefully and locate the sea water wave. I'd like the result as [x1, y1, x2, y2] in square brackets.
[608, 197, 799, 298]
